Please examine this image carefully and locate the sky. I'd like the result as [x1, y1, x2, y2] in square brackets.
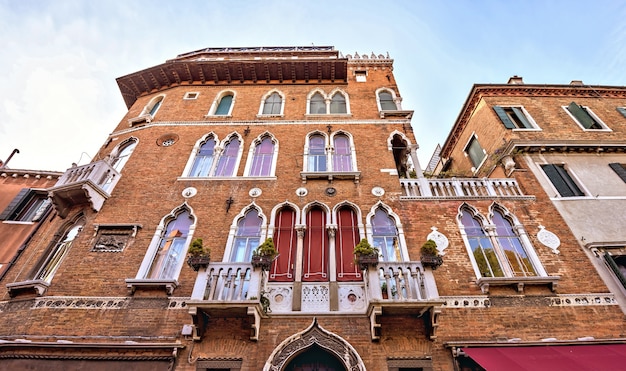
[1, 0, 625, 172]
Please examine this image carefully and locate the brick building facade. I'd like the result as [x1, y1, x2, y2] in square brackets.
[0, 48, 625, 370]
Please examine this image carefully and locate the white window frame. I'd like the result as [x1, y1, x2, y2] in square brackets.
[463, 133, 487, 173]
[181, 132, 220, 178]
[243, 132, 279, 178]
[183, 92, 199, 100]
[223, 205, 268, 263]
[364, 202, 409, 262]
[354, 70, 367, 82]
[257, 90, 285, 117]
[329, 131, 358, 172]
[207, 90, 236, 117]
[495, 105, 541, 131]
[305, 89, 350, 116]
[212, 133, 244, 177]
[375, 88, 401, 112]
[562, 104, 611, 131]
[132, 205, 197, 282]
[539, 162, 590, 198]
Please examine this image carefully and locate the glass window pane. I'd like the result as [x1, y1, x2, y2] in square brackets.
[379, 92, 396, 110]
[190, 138, 216, 177]
[310, 93, 325, 114]
[214, 138, 240, 176]
[308, 135, 326, 171]
[147, 210, 192, 279]
[249, 137, 274, 176]
[467, 138, 485, 167]
[215, 94, 233, 115]
[329, 93, 346, 114]
[332, 135, 352, 171]
[263, 93, 282, 115]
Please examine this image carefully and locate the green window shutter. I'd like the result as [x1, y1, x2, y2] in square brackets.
[609, 163, 626, 183]
[541, 164, 584, 197]
[617, 107, 626, 118]
[215, 95, 233, 115]
[493, 106, 516, 129]
[511, 107, 532, 128]
[567, 102, 596, 129]
[604, 252, 626, 290]
[0, 188, 31, 220]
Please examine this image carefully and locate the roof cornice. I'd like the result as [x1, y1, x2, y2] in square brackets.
[440, 84, 626, 158]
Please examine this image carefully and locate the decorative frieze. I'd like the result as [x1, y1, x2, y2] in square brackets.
[441, 296, 491, 308]
[549, 294, 617, 307]
[32, 296, 128, 310]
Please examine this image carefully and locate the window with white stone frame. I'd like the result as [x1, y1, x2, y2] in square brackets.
[493, 105, 540, 130]
[563, 102, 610, 131]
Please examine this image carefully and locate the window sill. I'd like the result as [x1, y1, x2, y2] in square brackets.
[204, 114, 233, 119]
[379, 110, 413, 119]
[125, 278, 178, 295]
[6, 279, 49, 297]
[476, 276, 560, 294]
[177, 176, 256, 181]
[304, 113, 352, 118]
[2, 220, 35, 225]
[128, 114, 152, 126]
[256, 114, 284, 118]
[300, 171, 360, 183]
[512, 128, 542, 132]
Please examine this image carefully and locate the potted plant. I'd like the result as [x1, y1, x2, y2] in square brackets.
[186, 238, 210, 271]
[251, 238, 278, 270]
[420, 239, 443, 269]
[353, 239, 379, 270]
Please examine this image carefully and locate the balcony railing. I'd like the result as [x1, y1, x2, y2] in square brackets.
[48, 161, 120, 218]
[400, 178, 531, 199]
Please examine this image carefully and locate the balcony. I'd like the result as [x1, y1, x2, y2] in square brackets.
[48, 161, 121, 218]
[400, 177, 533, 200]
[187, 260, 444, 341]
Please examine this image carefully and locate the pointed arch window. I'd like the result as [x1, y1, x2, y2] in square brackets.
[303, 206, 329, 281]
[270, 207, 297, 282]
[307, 134, 327, 172]
[146, 210, 193, 280]
[34, 216, 85, 283]
[189, 136, 217, 177]
[460, 208, 503, 278]
[149, 98, 162, 116]
[214, 136, 241, 177]
[262, 92, 283, 115]
[336, 205, 361, 281]
[310, 93, 326, 114]
[111, 138, 137, 173]
[231, 209, 262, 262]
[215, 94, 233, 115]
[332, 134, 352, 172]
[492, 209, 537, 276]
[248, 136, 275, 176]
[371, 208, 400, 262]
[329, 93, 347, 114]
[378, 91, 396, 111]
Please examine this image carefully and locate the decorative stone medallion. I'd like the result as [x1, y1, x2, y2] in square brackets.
[371, 186, 385, 197]
[182, 187, 197, 198]
[537, 225, 560, 254]
[295, 187, 308, 197]
[249, 188, 262, 198]
[427, 227, 449, 256]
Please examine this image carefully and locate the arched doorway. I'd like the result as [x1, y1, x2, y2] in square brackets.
[284, 344, 346, 371]
[263, 318, 365, 371]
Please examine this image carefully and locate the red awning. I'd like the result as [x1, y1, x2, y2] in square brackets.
[462, 344, 626, 371]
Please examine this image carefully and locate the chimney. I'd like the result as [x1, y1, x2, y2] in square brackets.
[507, 75, 524, 84]
[570, 80, 584, 86]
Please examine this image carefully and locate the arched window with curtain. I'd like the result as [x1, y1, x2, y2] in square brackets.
[371, 208, 400, 262]
[309, 92, 326, 114]
[146, 209, 193, 280]
[111, 138, 137, 173]
[215, 94, 233, 115]
[270, 206, 297, 282]
[189, 135, 217, 177]
[307, 134, 327, 171]
[34, 215, 86, 283]
[332, 134, 352, 172]
[230, 209, 262, 262]
[214, 136, 241, 176]
[303, 206, 329, 282]
[248, 136, 275, 176]
[460, 206, 503, 278]
[492, 208, 537, 276]
[329, 93, 346, 114]
[262, 92, 282, 115]
[336, 205, 361, 281]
